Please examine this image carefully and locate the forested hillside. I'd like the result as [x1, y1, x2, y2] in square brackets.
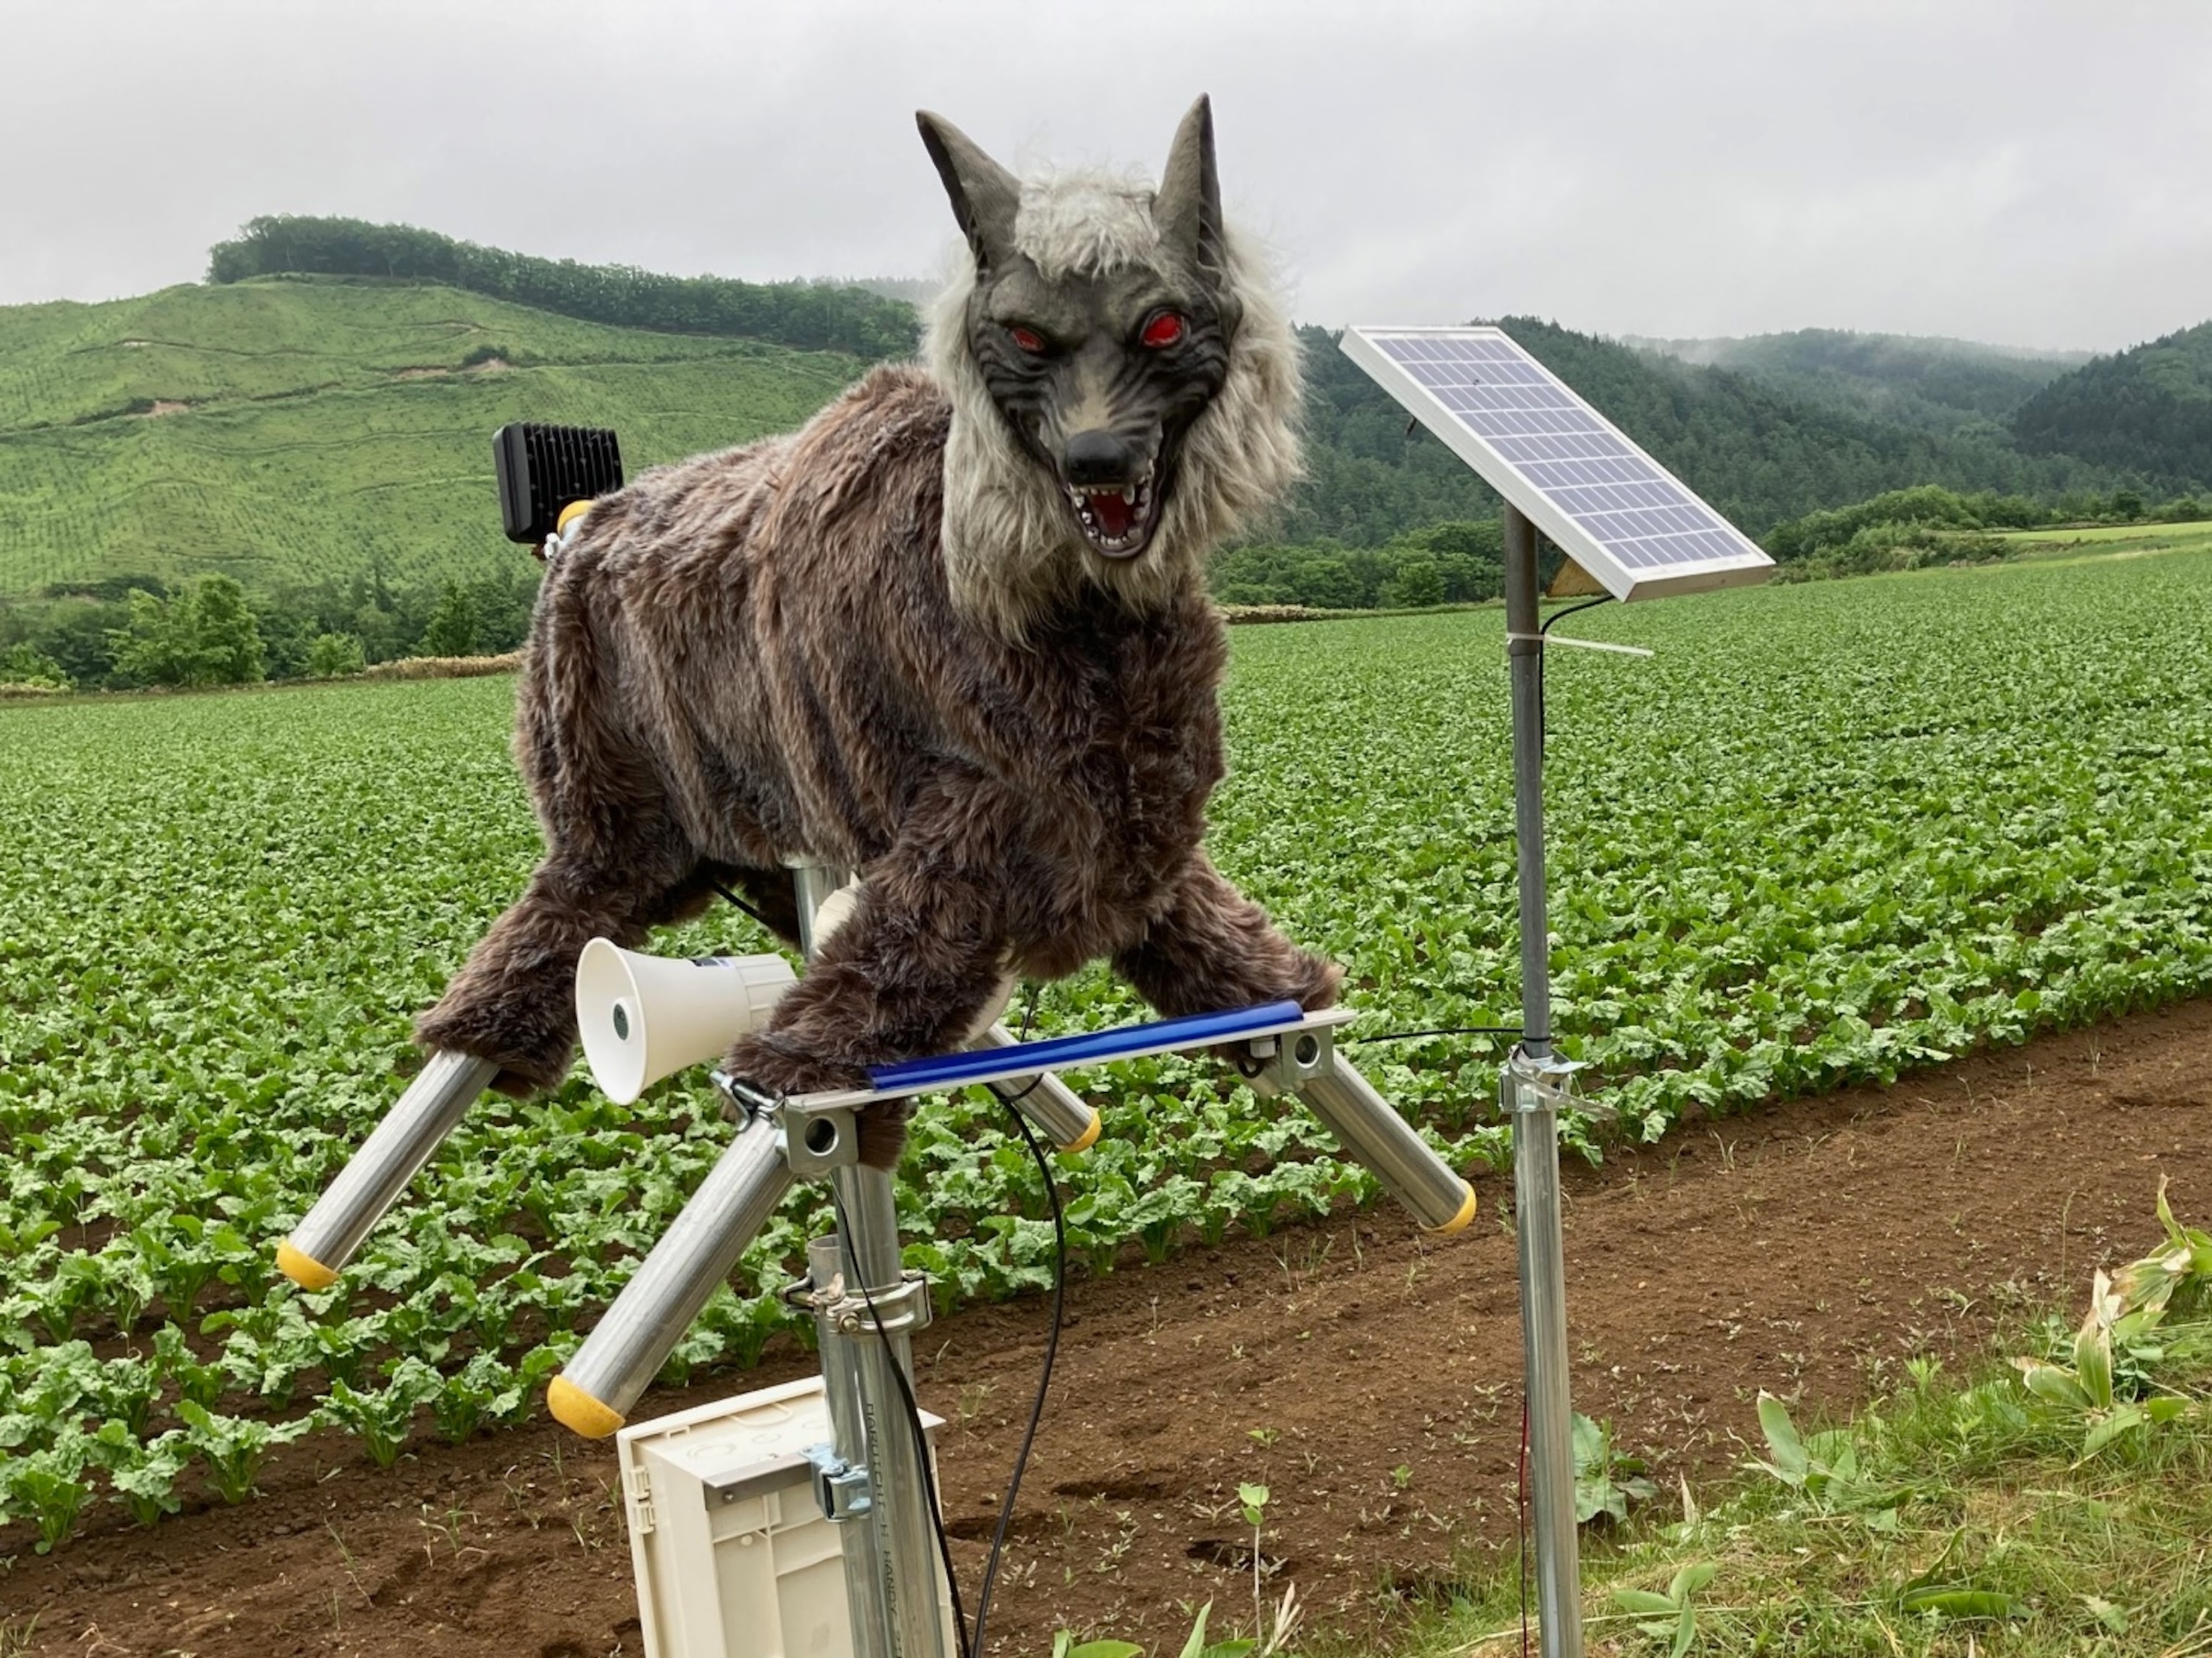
[2009, 321, 2212, 490]
[209, 215, 918, 359]
[1633, 328, 2083, 433]
[1293, 317, 2139, 543]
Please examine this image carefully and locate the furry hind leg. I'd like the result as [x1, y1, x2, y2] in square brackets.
[1113, 851, 1343, 1017]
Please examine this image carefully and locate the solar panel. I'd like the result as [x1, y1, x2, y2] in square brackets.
[1339, 325, 1773, 602]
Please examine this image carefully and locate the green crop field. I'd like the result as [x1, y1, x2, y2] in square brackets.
[3, 549, 2211, 1547]
[0, 279, 861, 598]
[1996, 518, 2212, 556]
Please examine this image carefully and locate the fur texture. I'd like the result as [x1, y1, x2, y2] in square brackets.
[416, 99, 1336, 1165]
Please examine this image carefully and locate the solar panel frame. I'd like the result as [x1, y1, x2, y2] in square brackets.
[1339, 325, 1774, 602]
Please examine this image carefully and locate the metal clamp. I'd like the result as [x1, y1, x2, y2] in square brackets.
[711, 1071, 779, 1125]
[825, 1271, 933, 1341]
[786, 1260, 935, 1341]
[1501, 1047, 1612, 1122]
[778, 1095, 863, 1177]
[805, 1442, 873, 1522]
[1246, 1023, 1336, 1096]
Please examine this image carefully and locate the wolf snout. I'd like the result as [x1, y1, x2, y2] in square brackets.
[1062, 430, 1146, 487]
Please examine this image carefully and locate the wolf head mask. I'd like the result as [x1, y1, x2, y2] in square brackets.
[920, 96, 1303, 639]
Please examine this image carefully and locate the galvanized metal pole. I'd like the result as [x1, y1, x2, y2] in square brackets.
[1503, 503, 1585, 1658]
[795, 866, 950, 1658]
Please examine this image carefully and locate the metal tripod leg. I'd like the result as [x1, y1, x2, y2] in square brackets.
[278, 1050, 498, 1288]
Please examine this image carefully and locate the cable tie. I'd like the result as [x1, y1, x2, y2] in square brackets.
[1505, 632, 1654, 657]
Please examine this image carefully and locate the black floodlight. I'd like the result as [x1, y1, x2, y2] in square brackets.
[1341, 327, 1773, 600]
[493, 423, 624, 544]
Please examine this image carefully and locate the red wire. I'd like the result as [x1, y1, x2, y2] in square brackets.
[1519, 1395, 1532, 1657]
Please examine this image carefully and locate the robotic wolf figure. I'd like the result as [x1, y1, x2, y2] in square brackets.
[417, 97, 1340, 1166]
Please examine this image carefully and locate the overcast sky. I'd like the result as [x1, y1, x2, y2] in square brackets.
[9, 0, 2208, 354]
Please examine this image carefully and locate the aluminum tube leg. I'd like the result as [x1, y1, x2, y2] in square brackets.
[978, 1024, 1100, 1151]
[277, 1050, 498, 1289]
[1295, 1050, 1475, 1233]
[548, 1110, 793, 1437]
[1504, 502, 1584, 1658]
[831, 1164, 952, 1658]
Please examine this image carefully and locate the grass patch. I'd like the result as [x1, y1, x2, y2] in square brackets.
[1995, 518, 2212, 562]
[1336, 1188, 2212, 1657]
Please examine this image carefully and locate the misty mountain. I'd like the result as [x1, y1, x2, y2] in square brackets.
[1627, 328, 2087, 435]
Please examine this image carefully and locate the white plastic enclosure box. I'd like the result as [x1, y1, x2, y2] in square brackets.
[616, 1374, 953, 1658]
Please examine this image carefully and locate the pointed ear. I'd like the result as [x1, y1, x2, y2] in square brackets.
[917, 111, 1021, 276]
[1154, 94, 1228, 278]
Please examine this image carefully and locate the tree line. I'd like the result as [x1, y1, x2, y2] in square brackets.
[0, 567, 541, 693]
[1205, 484, 2203, 610]
[6, 484, 2201, 693]
[207, 215, 920, 361]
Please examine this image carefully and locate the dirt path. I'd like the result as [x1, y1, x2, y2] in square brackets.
[8, 1001, 2209, 1656]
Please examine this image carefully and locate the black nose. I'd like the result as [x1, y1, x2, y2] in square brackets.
[1063, 430, 1139, 487]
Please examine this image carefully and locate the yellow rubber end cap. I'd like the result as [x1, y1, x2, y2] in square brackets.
[556, 499, 595, 534]
[548, 1375, 625, 1440]
[1058, 1113, 1102, 1155]
[1424, 1182, 1479, 1236]
[276, 1240, 339, 1292]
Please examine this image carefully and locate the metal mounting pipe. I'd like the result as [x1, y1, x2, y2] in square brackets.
[1504, 500, 1584, 1657]
[979, 1023, 1100, 1152]
[796, 862, 952, 1658]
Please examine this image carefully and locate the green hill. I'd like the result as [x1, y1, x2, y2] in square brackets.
[0, 217, 2192, 615]
[1629, 328, 2086, 434]
[2009, 321, 2212, 490]
[0, 278, 863, 598]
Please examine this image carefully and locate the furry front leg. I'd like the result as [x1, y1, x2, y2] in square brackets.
[415, 856, 721, 1096]
[724, 803, 1015, 1169]
[1113, 852, 1342, 1017]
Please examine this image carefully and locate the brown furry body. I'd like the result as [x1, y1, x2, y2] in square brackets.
[417, 364, 1339, 1160]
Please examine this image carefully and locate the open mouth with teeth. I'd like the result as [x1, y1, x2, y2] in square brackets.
[1064, 467, 1162, 559]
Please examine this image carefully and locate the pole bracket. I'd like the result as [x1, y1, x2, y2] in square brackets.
[804, 1442, 874, 1523]
[1501, 1047, 1607, 1119]
[785, 1259, 935, 1341]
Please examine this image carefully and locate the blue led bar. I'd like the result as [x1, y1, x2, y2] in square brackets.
[868, 1001, 1307, 1093]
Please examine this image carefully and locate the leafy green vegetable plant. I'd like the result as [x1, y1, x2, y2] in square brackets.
[1612, 1562, 1717, 1658]
[174, 1401, 312, 1504]
[1572, 1412, 1657, 1525]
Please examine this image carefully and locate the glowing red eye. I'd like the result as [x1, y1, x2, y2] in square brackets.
[1141, 312, 1186, 348]
[1009, 325, 1046, 353]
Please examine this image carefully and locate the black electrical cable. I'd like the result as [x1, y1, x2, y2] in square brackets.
[1539, 593, 1613, 639]
[969, 1101, 1066, 1658]
[706, 876, 775, 933]
[816, 978, 1061, 1658]
[1534, 593, 1614, 758]
[1347, 1024, 1524, 1045]
[828, 1187, 976, 1658]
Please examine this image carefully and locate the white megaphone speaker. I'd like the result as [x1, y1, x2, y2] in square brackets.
[576, 940, 797, 1104]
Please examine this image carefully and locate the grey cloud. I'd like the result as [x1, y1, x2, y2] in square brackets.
[6, 0, 2207, 351]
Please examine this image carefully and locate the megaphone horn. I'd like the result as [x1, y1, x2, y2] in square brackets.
[576, 940, 796, 1104]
